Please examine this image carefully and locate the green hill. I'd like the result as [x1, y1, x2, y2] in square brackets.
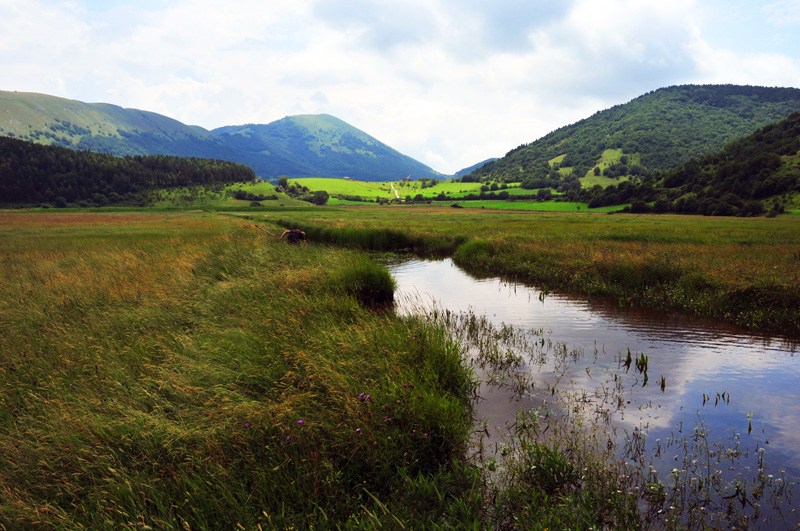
[0, 90, 241, 160]
[468, 85, 800, 189]
[573, 111, 800, 215]
[213, 115, 443, 181]
[0, 92, 442, 182]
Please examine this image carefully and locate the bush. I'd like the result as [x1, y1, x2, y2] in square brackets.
[334, 256, 396, 306]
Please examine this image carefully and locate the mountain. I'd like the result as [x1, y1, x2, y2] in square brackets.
[656, 111, 800, 215]
[0, 91, 441, 181]
[0, 90, 241, 160]
[468, 85, 800, 185]
[213, 115, 442, 181]
[454, 158, 497, 179]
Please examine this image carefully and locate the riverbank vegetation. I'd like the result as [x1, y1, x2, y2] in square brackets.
[251, 207, 799, 336]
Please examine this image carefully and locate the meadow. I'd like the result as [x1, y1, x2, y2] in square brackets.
[247, 206, 800, 335]
[2, 207, 798, 529]
[0, 212, 482, 529]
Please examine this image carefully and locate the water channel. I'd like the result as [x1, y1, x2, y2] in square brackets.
[389, 258, 800, 524]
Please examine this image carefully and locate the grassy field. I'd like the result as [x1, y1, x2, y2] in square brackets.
[0, 212, 478, 529]
[249, 206, 800, 334]
[4, 208, 798, 528]
[0, 210, 649, 529]
[291, 178, 397, 200]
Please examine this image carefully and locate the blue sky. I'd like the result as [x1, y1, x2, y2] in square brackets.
[2, 0, 800, 174]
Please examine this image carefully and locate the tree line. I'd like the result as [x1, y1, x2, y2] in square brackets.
[0, 135, 255, 206]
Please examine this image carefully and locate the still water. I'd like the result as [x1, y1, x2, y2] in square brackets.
[389, 258, 800, 481]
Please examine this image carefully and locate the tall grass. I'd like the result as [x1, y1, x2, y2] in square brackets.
[250, 208, 800, 335]
[0, 212, 478, 529]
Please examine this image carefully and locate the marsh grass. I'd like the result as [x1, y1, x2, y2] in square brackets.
[0, 212, 479, 529]
[250, 207, 799, 334]
[4, 209, 797, 529]
[424, 305, 799, 530]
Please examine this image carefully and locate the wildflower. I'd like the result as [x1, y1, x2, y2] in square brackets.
[423, 433, 429, 438]
[285, 436, 291, 441]
[356, 428, 361, 433]
[244, 423, 251, 428]
[385, 416, 392, 423]
[297, 419, 304, 425]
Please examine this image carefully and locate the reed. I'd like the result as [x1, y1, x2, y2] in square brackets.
[0, 212, 478, 529]
[248, 208, 800, 335]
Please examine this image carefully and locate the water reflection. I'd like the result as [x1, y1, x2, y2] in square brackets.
[389, 258, 800, 477]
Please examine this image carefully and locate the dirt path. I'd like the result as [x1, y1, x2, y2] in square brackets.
[390, 182, 400, 199]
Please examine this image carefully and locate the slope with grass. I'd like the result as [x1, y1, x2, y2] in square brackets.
[0, 90, 242, 160]
[470, 84, 800, 187]
[214, 115, 444, 181]
[0, 91, 445, 181]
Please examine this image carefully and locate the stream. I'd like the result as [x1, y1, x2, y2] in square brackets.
[389, 258, 800, 525]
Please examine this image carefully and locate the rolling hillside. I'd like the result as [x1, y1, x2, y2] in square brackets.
[0, 90, 240, 160]
[0, 91, 442, 181]
[213, 115, 443, 181]
[468, 85, 800, 187]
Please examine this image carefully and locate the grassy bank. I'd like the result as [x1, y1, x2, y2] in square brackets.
[0, 212, 479, 529]
[247, 207, 800, 335]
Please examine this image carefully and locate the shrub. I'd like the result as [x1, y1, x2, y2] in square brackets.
[334, 256, 396, 306]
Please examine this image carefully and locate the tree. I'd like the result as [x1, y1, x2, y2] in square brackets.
[277, 176, 289, 190]
[310, 190, 329, 205]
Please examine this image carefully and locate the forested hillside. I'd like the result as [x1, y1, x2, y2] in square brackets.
[0, 136, 254, 206]
[577, 112, 800, 216]
[213, 115, 443, 181]
[468, 85, 800, 187]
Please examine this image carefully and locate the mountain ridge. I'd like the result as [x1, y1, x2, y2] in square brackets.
[468, 84, 800, 185]
[0, 91, 442, 181]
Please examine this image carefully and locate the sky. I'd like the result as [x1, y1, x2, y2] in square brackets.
[2, 0, 800, 174]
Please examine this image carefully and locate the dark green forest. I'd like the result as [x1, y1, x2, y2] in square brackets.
[579, 112, 800, 216]
[0, 136, 255, 206]
[467, 85, 800, 186]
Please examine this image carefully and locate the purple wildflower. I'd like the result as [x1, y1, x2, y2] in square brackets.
[298, 419, 304, 425]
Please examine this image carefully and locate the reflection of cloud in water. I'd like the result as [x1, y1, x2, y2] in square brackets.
[390, 258, 800, 474]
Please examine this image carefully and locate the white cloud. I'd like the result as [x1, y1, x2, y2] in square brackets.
[763, 0, 800, 25]
[2, 0, 800, 174]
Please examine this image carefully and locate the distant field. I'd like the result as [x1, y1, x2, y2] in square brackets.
[294, 177, 562, 202]
[452, 200, 621, 212]
[579, 148, 638, 187]
[293, 177, 396, 199]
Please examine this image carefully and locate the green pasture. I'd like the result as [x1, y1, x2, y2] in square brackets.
[292, 177, 396, 199]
